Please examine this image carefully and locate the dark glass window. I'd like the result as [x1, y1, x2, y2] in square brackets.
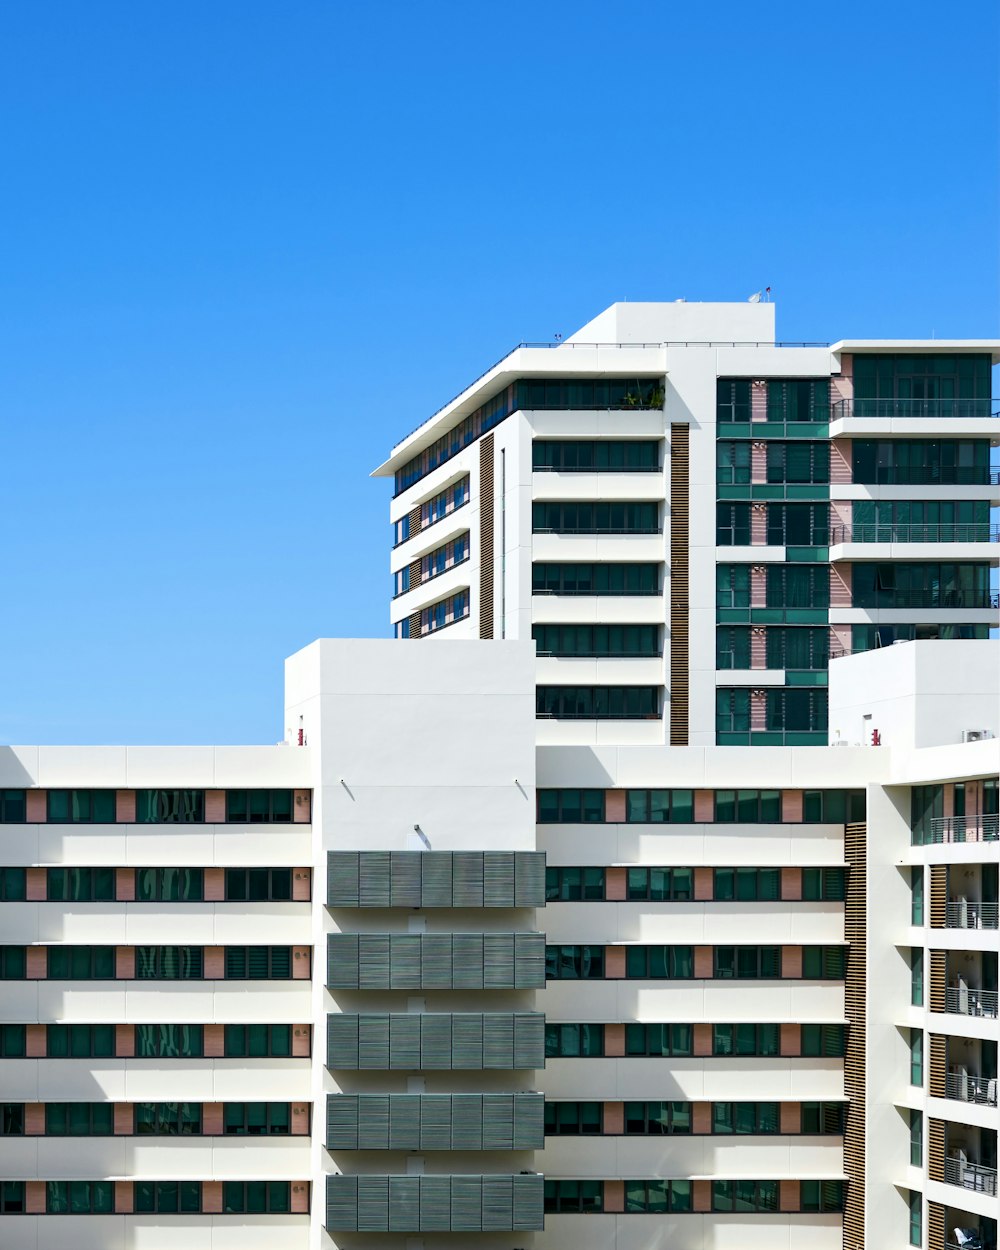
[852, 561, 992, 609]
[0, 947, 26, 979]
[135, 1024, 203, 1058]
[46, 790, 115, 823]
[136, 790, 204, 823]
[766, 563, 830, 608]
[802, 790, 866, 823]
[714, 791, 782, 822]
[766, 441, 829, 483]
[225, 868, 292, 901]
[544, 1023, 605, 1058]
[222, 1181, 290, 1214]
[532, 501, 660, 534]
[803, 947, 847, 979]
[765, 688, 828, 733]
[625, 1023, 693, 1056]
[714, 868, 780, 901]
[532, 623, 660, 657]
[766, 503, 828, 546]
[717, 502, 750, 545]
[716, 563, 751, 607]
[224, 946, 293, 979]
[852, 353, 991, 414]
[537, 789, 605, 822]
[533, 440, 660, 471]
[532, 562, 660, 596]
[717, 626, 751, 670]
[626, 946, 694, 979]
[135, 868, 204, 902]
[0, 1025, 26, 1057]
[766, 379, 829, 422]
[135, 1181, 202, 1213]
[0, 791, 26, 823]
[0, 1181, 24, 1212]
[0, 868, 26, 900]
[46, 1181, 114, 1213]
[223, 1024, 293, 1057]
[45, 1103, 114, 1135]
[802, 1024, 847, 1057]
[419, 589, 469, 635]
[625, 1101, 691, 1134]
[712, 1102, 780, 1134]
[716, 688, 750, 735]
[712, 1023, 779, 1056]
[545, 867, 606, 901]
[135, 946, 204, 979]
[802, 868, 847, 900]
[224, 1102, 291, 1135]
[625, 1179, 693, 1212]
[801, 1180, 845, 1212]
[544, 1101, 603, 1135]
[519, 378, 663, 411]
[712, 1179, 779, 1212]
[801, 1101, 846, 1134]
[0, 1104, 24, 1135]
[717, 379, 751, 423]
[47, 867, 115, 901]
[225, 790, 293, 823]
[714, 946, 781, 978]
[537, 686, 660, 720]
[544, 1179, 604, 1213]
[48, 946, 115, 979]
[625, 790, 694, 823]
[47, 1024, 115, 1058]
[852, 438, 991, 485]
[134, 1103, 202, 1135]
[910, 1029, 923, 1086]
[545, 945, 605, 979]
[911, 785, 944, 844]
[626, 867, 693, 901]
[717, 440, 751, 483]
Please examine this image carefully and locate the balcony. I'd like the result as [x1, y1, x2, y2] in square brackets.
[944, 988, 998, 1021]
[946, 1072, 999, 1108]
[945, 1207, 997, 1250]
[930, 816, 1000, 844]
[831, 523, 999, 545]
[832, 398, 1000, 420]
[947, 902, 999, 931]
[944, 1123, 998, 1198]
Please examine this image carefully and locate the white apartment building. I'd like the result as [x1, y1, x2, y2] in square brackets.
[376, 300, 999, 746]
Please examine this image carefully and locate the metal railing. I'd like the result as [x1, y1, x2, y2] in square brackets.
[853, 593, 998, 610]
[946, 901, 1000, 930]
[532, 527, 663, 536]
[830, 523, 999, 545]
[854, 469, 1000, 486]
[930, 815, 1000, 843]
[944, 987, 999, 1019]
[945, 1158, 998, 1197]
[832, 398, 1000, 421]
[945, 1072, 999, 1107]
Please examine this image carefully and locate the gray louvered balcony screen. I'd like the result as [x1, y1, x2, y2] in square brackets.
[325, 1173, 544, 1232]
[326, 1093, 544, 1150]
[328, 851, 546, 908]
[327, 932, 546, 989]
[327, 1012, 545, 1070]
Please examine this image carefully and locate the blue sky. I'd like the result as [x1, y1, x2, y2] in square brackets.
[1, 1, 997, 744]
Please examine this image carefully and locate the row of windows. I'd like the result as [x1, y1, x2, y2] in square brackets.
[532, 562, 660, 596]
[0, 945, 302, 980]
[0, 866, 297, 903]
[536, 686, 660, 720]
[0, 1180, 295, 1215]
[852, 438, 992, 484]
[716, 378, 830, 425]
[544, 1100, 845, 1136]
[544, 1021, 845, 1057]
[537, 788, 864, 823]
[717, 440, 830, 485]
[394, 385, 515, 495]
[392, 476, 470, 546]
[545, 865, 846, 901]
[0, 789, 299, 824]
[0, 1102, 296, 1136]
[853, 352, 991, 400]
[717, 502, 830, 547]
[853, 623, 991, 652]
[717, 688, 828, 735]
[532, 440, 661, 472]
[717, 625, 831, 672]
[544, 944, 846, 980]
[717, 563, 829, 609]
[532, 624, 660, 657]
[394, 535, 470, 597]
[0, 1022, 296, 1058]
[852, 562, 994, 610]
[532, 501, 660, 534]
[910, 780, 999, 843]
[848, 499, 992, 542]
[545, 1178, 844, 1214]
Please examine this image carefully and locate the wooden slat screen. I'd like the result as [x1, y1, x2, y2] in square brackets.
[927, 1116, 944, 1183]
[929, 1033, 946, 1098]
[929, 949, 946, 1013]
[929, 865, 947, 929]
[927, 1200, 944, 1250]
[669, 423, 689, 744]
[479, 434, 495, 638]
[843, 821, 866, 1250]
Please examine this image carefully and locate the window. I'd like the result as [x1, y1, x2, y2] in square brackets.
[532, 623, 660, 657]
[712, 1102, 779, 1134]
[0, 1182, 24, 1213]
[802, 946, 847, 979]
[532, 501, 660, 534]
[802, 790, 866, 823]
[0, 791, 26, 823]
[546, 945, 605, 979]
[136, 946, 204, 979]
[626, 1023, 693, 1056]
[911, 785, 944, 845]
[802, 868, 847, 901]
[225, 868, 292, 901]
[853, 439, 991, 486]
[766, 563, 829, 608]
[802, 1024, 846, 1057]
[626, 946, 694, 979]
[716, 563, 751, 608]
[0, 1024, 26, 1057]
[766, 378, 829, 423]
[766, 688, 828, 735]
[223, 1024, 292, 1058]
[46, 790, 116, 823]
[714, 946, 781, 978]
[717, 440, 751, 483]
[224, 1103, 290, 1135]
[135, 867, 204, 902]
[911, 948, 924, 1007]
[714, 868, 780, 901]
[533, 440, 660, 472]
[716, 688, 750, 736]
[0, 1104, 24, 1135]
[46, 1181, 114, 1213]
[717, 379, 751, 423]
[518, 378, 663, 412]
[225, 790, 293, 823]
[536, 686, 660, 720]
[48, 946, 115, 979]
[544, 1102, 602, 1134]
[714, 790, 782, 822]
[625, 1179, 692, 1212]
[135, 1103, 202, 1135]
[713, 1023, 780, 1056]
[532, 562, 660, 596]
[0, 947, 26, 979]
[625, 1101, 691, 1134]
[716, 626, 751, 670]
[0, 868, 25, 900]
[853, 353, 991, 414]
[712, 1179, 779, 1212]
[766, 503, 828, 546]
[47, 867, 115, 901]
[135, 1181, 202, 1213]
[908, 1189, 922, 1246]
[537, 789, 605, 822]
[135, 1024, 203, 1058]
[801, 1180, 845, 1212]
[801, 1102, 846, 1134]
[716, 502, 750, 545]
[47, 1024, 115, 1058]
[625, 790, 694, 823]
[136, 790, 204, 823]
[853, 561, 992, 610]
[852, 498, 990, 544]
[545, 867, 605, 901]
[626, 867, 693, 901]
[766, 440, 829, 484]
[909, 1108, 922, 1167]
[910, 868, 924, 925]
[544, 1023, 605, 1057]
[419, 589, 469, 635]
[910, 1029, 923, 1086]
[45, 1103, 114, 1135]
[544, 1180, 603, 1213]
[225, 946, 292, 979]
[223, 1181, 290, 1214]
[766, 627, 829, 671]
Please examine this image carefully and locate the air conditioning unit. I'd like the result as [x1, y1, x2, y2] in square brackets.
[962, 729, 995, 743]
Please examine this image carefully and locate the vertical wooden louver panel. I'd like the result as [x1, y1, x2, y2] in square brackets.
[927, 1117, 945, 1182]
[929, 1034, 946, 1098]
[843, 821, 866, 1250]
[929, 950, 946, 1013]
[929, 865, 947, 928]
[480, 433, 495, 638]
[669, 423, 689, 744]
[928, 1200, 945, 1250]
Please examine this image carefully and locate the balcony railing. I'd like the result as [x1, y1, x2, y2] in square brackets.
[944, 987, 999, 1019]
[831, 524, 999, 545]
[929, 815, 1000, 844]
[832, 398, 1000, 421]
[946, 902, 1000, 930]
[853, 469, 999, 486]
[853, 592, 999, 610]
[945, 1158, 998, 1197]
[945, 1072, 999, 1107]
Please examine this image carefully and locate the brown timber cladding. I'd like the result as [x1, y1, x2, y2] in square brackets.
[669, 424, 689, 745]
[479, 434, 494, 639]
[843, 821, 866, 1250]
[929, 1034, 946, 1098]
[927, 1117, 944, 1183]
[929, 865, 947, 928]
[928, 1201, 944, 1250]
[929, 950, 945, 1013]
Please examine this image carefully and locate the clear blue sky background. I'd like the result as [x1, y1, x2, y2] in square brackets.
[1, 1, 997, 744]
